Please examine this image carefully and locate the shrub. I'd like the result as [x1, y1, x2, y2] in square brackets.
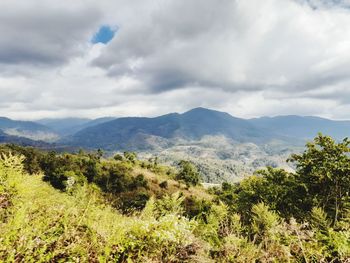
[176, 160, 201, 186]
[113, 153, 123, 161]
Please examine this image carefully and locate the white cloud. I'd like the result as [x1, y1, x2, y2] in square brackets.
[1, 0, 350, 120]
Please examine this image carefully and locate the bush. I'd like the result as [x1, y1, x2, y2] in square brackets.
[176, 160, 201, 186]
[113, 153, 123, 161]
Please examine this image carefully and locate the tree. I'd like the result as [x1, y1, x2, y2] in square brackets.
[288, 134, 350, 224]
[176, 160, 201, 186]
[123, 152, 137, 164]
[113, 154, 123, 161]
[97, 149, 104, 159]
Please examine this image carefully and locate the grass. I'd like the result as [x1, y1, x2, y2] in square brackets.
[2, 149, 350, 262]
[0, 155, 204, 262]
[132, 166, 213, 201]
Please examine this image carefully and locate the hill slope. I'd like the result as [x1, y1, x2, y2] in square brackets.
[248, 115, 350, 141]
[0, 154, 208, 262]
[2, 138, 350, 262]
[0, 117, 58, 142]
[37, 117, 115, 136]
[0, 130, 52, 147]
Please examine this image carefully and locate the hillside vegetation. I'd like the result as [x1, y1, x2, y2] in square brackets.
[1, 134, 350, 262]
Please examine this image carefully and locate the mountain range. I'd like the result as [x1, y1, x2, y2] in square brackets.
[248, 115, 350, 141]
[1, 107, 349, 148]
[1, 108, 349, 182]
[65, 108, 350, 149]
[37, 117, 115, 136]
[66, 108, 276, 150]
[0, 117, 58, 142]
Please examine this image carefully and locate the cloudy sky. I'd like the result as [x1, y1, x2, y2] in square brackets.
[1, 0, 350, 120]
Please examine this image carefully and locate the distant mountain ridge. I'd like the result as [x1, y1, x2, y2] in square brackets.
[248, 115, 350, 141]
[37, 117, 115, 136]
[63, 108, 350, 150]
[65, 108, 287, 150]
[1, 108, 350, 150]
[0, 117, 52, 132]
[0, 129, 51, 147]
[2, 108, 350, 182]
[0, 117, 58, 142]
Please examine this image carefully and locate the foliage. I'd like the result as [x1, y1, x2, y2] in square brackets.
[176, 160, 201, 186]
[0, 155, 202, 262]
[1, 134, 350, 261]
[288, 134, 350, 224]
[123, 151, 137, 164]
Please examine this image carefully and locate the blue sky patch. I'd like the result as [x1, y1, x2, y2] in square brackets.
[91, 25, 116, 44]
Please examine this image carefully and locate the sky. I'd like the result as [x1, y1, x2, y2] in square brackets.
[1, 0, 350, 120]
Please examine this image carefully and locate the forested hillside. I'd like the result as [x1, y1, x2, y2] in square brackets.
[1, 134, 350, 262]
[0, 117, 58, 142]
[67, 108, 283, 149]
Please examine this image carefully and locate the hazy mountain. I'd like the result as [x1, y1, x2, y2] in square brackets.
[37, 118, 91, 135]
[83, 117, 116, 129]
[0, 117, 58, 142]
[67, 108, 274, 150]
[68, 108, 350, 151]
[0, 129, 51, 147]
[248, 115, 350, 141]
[3, 108, 350, 182]
[61, 108, 350, 182]
[37, 117, 115, 136]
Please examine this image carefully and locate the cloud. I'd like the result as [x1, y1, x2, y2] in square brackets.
[1, 0, 350, 120]
[0, 0, 102, 66]
[296, 0, 350, 9]
[94, 0, 350, 94]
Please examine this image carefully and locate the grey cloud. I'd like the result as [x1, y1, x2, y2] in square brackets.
[93, 0, 241, 92]
[0, 0, 102, 66]
[295, 0, 350, 9]
[1, 0, 350, 120]
[93, 0, 350, 98]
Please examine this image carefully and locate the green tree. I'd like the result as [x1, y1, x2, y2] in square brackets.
[123, 151, 137, 164]
[113, 153, 123, 161]
[176, 160, 201, 186]
[289, 134, 350, 224]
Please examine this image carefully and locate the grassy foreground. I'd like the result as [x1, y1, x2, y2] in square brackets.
[0, 154, 204, 262]
[1, 135, 350, 262]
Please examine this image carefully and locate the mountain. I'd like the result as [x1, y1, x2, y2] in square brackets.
[67, 108, 274, 150]
[64, 108, 350, 182]
[0, 117, 58, 142]
[37, 117, 115, 135]
[3, 109, 350, 182]
[248, 115, 350, 141]
[37, 118, 90, 135]
[0, 129, 51, 147]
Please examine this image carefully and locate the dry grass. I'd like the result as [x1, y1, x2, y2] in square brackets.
[131, 167, 212, 201]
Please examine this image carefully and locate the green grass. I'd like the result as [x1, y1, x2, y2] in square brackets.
[1, 147, 350, 262]
[0, 154, 203, 262]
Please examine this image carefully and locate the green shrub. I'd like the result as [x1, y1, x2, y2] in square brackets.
[176, 160, 201, 186]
